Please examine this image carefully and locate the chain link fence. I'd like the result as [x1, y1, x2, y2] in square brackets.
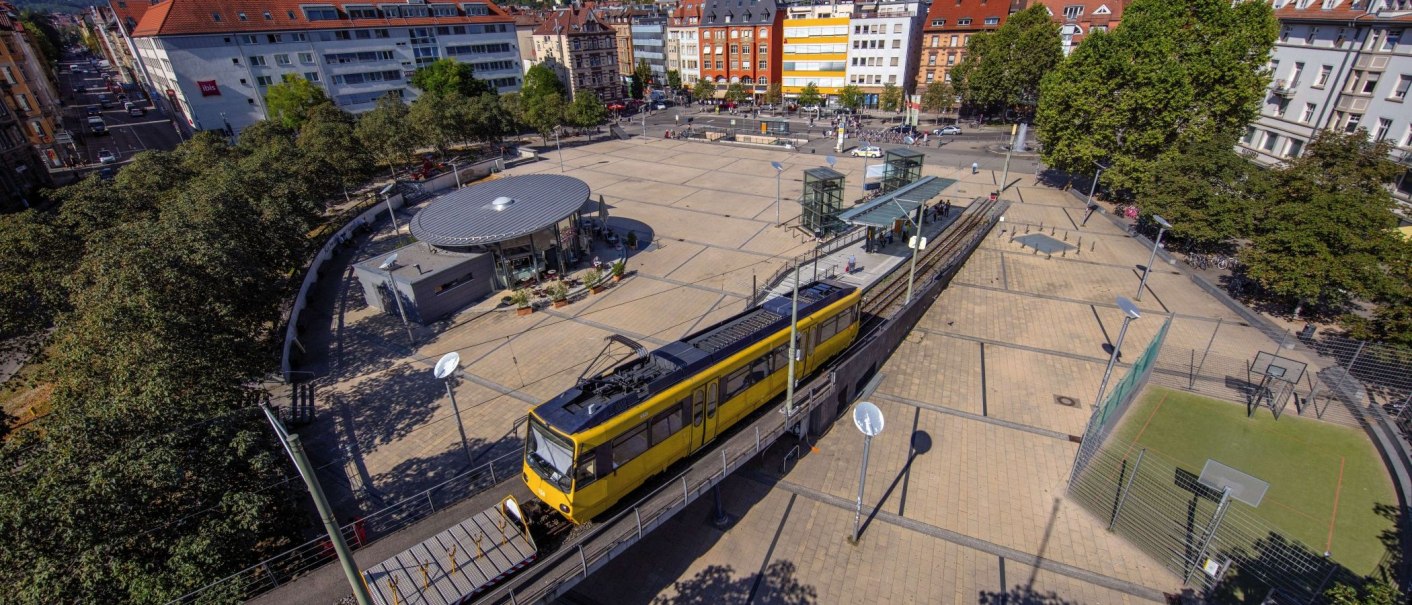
[1068, 316, 1412, 604]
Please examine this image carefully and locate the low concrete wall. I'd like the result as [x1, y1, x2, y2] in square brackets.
[280, 192, 404, 380]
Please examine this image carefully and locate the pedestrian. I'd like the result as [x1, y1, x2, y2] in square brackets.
[944, 201, 952, 217]
[847, 254, 856, 273]
[971, 162, 979, 175]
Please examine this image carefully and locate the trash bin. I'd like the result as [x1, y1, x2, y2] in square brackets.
[1300, 322, 1316, 341]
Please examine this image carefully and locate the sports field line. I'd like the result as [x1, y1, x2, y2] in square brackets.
[1326, 456, 1346, 553]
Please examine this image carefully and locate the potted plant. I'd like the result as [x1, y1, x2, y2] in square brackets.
[510, 288, 532, 316]
[583, 268, 604, 294]
[548, 281, 570, 308]
[625, 230, 638, 250]
[610, 260, 625, 282]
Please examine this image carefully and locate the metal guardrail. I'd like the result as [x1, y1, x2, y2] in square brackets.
[166, 450, 522, 604]
[749, 227, 866, 306]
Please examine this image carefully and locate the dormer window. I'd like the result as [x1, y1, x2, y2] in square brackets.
[957, 18, 972, 25]
[238, 12, 248, 21]
[212, 12, 222, 21]
[464, 3, 491, 16]
[264, 11, 272, 20]
[288, 10, 297, 19]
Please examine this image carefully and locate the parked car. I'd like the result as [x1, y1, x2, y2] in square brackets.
[887, 124, 919, 136]
[97, 166, 116, 180]
[933, 125, 963, 135]
[97, 149, 117, 164]
[87, 116, 106, 135]
[124, 101, 144, 116]
[85, 106, 100, 117]
[97, 94, 113, 108]
[851, 145, 882, 158]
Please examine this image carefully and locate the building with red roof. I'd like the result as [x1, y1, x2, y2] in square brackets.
[123, 0, 523, 135]
[531, 4, 625, 103]
[914, 0, 1012, 97]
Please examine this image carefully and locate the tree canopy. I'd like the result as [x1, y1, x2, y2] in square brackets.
[356, 92, 418, 178]
[264, 74, 331, 131]
[725, 82, 750, 105]
[1036, 0, 1278, 192]
[0, 132, 321, 602]
[797, 83, 823, 108]
[920, 82, 956, 119]
[409, 57, 491, 98]
[879, 83, 902, 113]
[838, 85, 864, 112]
[666, 69, 682, 91]
[1137, 134, 1267, 250]
[298, 102, 372, 200]
[951, 5, 1060, 117]
[522, 64, 568, 102]
[409, 90, 473, 156]
[692, 79, 716, 103]
[567, 90, 608, 130]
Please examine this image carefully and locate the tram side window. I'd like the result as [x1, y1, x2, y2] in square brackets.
[749, 355, 770, 383]
[651, 406, 682, 445]
[575, 447, 598, 488]
[770, 344, 788, 373]
[816, 316, 839, 343]
[723, 366, 750, 400]
[612, 423, 650, 468]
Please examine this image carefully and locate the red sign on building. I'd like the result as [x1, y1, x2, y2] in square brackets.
[197, 80, 220, 96]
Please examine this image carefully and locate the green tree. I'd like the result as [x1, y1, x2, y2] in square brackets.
[409, 91, 472, 156]
[1242, 129, 1403, 317]
[838, 85, 865, 112]
[1326, 579, 1403, 605]
[725, 81, 749, 105]
[666, 69, 682, 91]
[409, 57, 491, 98]
[356, 92, 417, 179]
[0, 131, 319, 603]
[467, 92, 514, 143]
[765, 82, 783, 106]
[1346, 236, 1412, 348]
[298, 102, 372, 201]
[264, 73, 331, 130]
[920, 82, 956, 122]
[1138, 134, 1268, 251]
[567, 90, 608, 133]
[879, 82, 903, 113]
[692, 79, 716, 104]
[635, 58, 652, 87]
[951, 5, 1060, 117]
[523, 91, 566, 143]
[797, 82, 823, 108]
[522, 63, 568, 101]
[499, 91, 526, 132]
[20, 11, 61, 70]
[0, 210, 79, 344]
[1036, 0, 1278, 193]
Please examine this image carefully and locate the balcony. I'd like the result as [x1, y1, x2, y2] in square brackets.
[1272, 79, 1296, 98]
[1392, 147, 1412, 167]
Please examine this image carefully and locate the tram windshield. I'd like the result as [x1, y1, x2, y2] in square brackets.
[526, 416, 574, 491]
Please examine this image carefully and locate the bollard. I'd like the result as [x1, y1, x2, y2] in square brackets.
[1051, 225, 1055, 235]
[1025, 224, 1030, 233]
[1063, 230, 1069, 241]
[1091, 241, 1096, 252]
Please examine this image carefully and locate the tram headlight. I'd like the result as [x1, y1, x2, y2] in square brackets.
[559, 503, 570, 514]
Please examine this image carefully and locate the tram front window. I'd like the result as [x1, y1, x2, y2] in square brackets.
[526, 417, 574, 491]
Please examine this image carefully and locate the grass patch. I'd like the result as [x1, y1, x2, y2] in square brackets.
[1111, 387, 1396, 576]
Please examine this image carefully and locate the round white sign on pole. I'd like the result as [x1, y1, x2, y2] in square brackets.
[853, 402, 884, 437]
[433, 351, 461, 379]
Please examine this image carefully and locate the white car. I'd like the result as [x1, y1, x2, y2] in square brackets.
[934, 125, 963, 135]
[97, 149, 117, 164]
[851, 145, 882, 158]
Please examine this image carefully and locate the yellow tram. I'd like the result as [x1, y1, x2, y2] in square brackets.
[522, 280, 862, 523]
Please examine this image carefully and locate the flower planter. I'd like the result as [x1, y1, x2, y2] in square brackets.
[516, 306, 533, 316]
[590, 285, 604, 295]
[552, 299, 569, 308]
[612, 275, 621, 283]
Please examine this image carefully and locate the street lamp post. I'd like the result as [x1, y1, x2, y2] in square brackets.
[1081, 161, 1108, 227]
[379, 253, 416, 348]
[1135, 214, 1172, 301]
[379, 183, 401, 237]
[451, 159, 462, 189]
[433, 352, 475, 468]
[555, 128, 564, 173]
[771, 161, 784, 225]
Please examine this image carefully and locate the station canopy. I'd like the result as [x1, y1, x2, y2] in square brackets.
[837, 176, 955, 228]
[409, 174, 590, 247]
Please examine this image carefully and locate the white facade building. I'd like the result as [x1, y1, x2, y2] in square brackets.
[1245, 0, 1412, 203]
[129, 0, 522, 135]
[667, 0, 702, 85]
[846, 0, 925, 106]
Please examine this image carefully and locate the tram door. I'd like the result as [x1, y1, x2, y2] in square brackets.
[801, 327, 817, 374]
[689, 383, 720, 454]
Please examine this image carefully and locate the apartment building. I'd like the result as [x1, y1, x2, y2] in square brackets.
[127, 0, 523, 135]
[531, 5, 625, 103]
[0, 5, 63, 175]
[781, 3, 850, 100]
[846, 0, 925, 107]
[598, 6, 640, 79]
[699, 0, 783, 99]
[1033, 0, 1128, 56]
[1242, 0, 1412, 202]
[667, 0, 703, 85]
[915, 0, 1009, 91]
[631, 14, 667, 84]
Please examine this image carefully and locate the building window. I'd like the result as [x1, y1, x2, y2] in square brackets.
[1393, 75, 1411, 100]
[305, 71, 320, 82]
[1063, 5, 1083, 19]
[1301, 102, 1316, 123]
[256, 75, 274, 86]
[930, 19, 945, 27]
[1362, 72, 1380, 94]
[957, 18, 972, 26]
[250, 55, 268, 66]
[241, 34, 259, 44]
[299, 52, 315, 64]
[1315, 65, 1331, 87]
[950, 35, 958, 47]
[211, 11, 222, 21]
[1388, 29, 1403, 51]
[264, 11, 272, 20]
[984, 17, 999, 25]
[927, 54, 936, 66]
[276, 54, 292, 66]
[1375, 118, 1393, 141]
[1287, 139, 1303, 158]
[1306, 26, 1319, 45]
[1262, 132, 1280, 152]
[238, 12, 248, 21]
[1344, 113, 1362, 133]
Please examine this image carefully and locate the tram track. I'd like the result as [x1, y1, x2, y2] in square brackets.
[861, 197, 1007, 321]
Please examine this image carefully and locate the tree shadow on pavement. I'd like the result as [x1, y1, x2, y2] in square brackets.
[650, 560, 816, 605]
[977, 585, 1081, 605]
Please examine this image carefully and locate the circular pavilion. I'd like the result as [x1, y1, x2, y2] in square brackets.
[410, 174, 593, 289]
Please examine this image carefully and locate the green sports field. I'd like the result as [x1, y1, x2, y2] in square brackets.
[1109, 387, 1397, 576]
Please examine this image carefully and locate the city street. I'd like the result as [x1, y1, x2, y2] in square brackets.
[52, 51, 185, 178]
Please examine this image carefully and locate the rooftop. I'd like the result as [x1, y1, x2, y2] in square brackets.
[409, 174, 591, 248]
[130, 0, 513, 38]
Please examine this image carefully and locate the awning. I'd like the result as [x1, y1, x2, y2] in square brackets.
[837, 176, 956, 228]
